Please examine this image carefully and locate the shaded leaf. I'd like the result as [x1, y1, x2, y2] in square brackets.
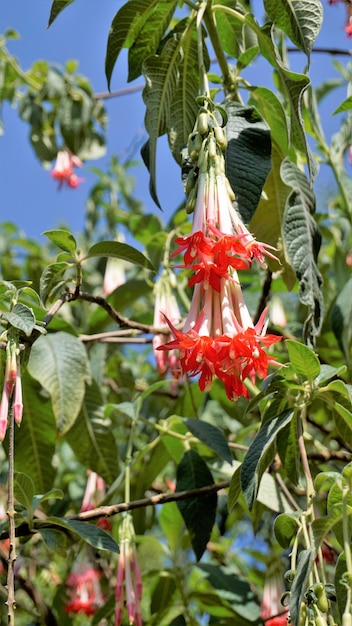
[150, 574, 177, 615]
[290, 548, 316, 626]
[39, 262, 70, 305]
[228, 464, 242, 512]
[14, 373, 56, 494]
[225, 102, 271, 223]
[281, 159, 323, 345]
[65, 380, 119, 484]
[331, 276, 352, 369]
[38, 517, 119, 553]
[28, 332, 90, 435]
[184, 418, 233, 465]
[105, 0, 159, 89]
[241, 410, 294, 509]
[14, 472, 35, 513]
[85, 241, 155, 271]
[176, 450, 216, 560]
[274, 512, 300, 549]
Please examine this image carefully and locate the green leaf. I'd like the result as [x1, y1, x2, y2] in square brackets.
[184, 418, 233, 465]
[142, 34, 184, 207]
[39, 262, 70, 304]
[168, 19, 208, 166]
[47, 0, 76, 27]
[335, 553, 347, 620]
[227, 464, 241, 512]
[176, 450, 217, 560]
[85, 241, 155, 271]
[225, 102, 271, 223]
[65, 379, 119, 484]
[1, 303, 36, 337]
[214, 0, 256, 59]
[14, 472, 35, 513]
[128, 0, 178, 81]
[14, 373, 56, 493]
[285, 339, 320, 381]
[331, 276, 352, 369]
[241, 409, 294, 510]
[150, 573, 177, 615]
[333, 402, 352, 442]
[42, 229, 77, 254]
[28, 332, 90, 435]
[281, 159, 323, 345]
[38, 517, 119, 553]
[37, 528, 68, 556]
[196, 564, 260, 623]
[159, 502, 184, 553]
[332, 94, 352, 115]
[264, 0, 323, 60]
[105, 0, 159, 89]
[248, 86, 289, 154]
[274, 512, 300, 549]
[290, 548, 316, 626]
[276, 411, 300, 485]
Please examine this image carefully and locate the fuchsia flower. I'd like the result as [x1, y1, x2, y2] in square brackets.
[115, 514, 143, 626]
[261, 569, 289, 626]
[0, 344, 22, 442]
[81, 470, 110, 531]
[157, 132, 281, 401]
[152, 271, 182, 377]
[51, 149, 83, 189]
[65, 564, 104, 615]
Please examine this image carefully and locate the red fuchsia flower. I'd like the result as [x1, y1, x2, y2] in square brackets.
[65, 561, 104, 615]
[51, 149, 83, 189]
[261, 569, 289, 626]
[158, 133, 281, 401]
[152, 271, 182, 377]
[115, 514, 142, 626]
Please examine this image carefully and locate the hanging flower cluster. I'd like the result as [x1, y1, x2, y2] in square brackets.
[65, 560, 104, 615]
[0, 339, 22, 442]
[157, 105, 281, 401]
[50, 148, 83, 189]
[115, 514, 143, 626]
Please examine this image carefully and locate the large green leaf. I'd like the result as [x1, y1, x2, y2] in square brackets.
[2, 302, 36, 337]
[249, 144, 294, 285]
[214, 0, 257, 58]
[28, 332, 90, 435]
[184, 418, 233, 465]
[128, 0, 178, 81]
[290, 548, 316, 626]
[37, 517, 119, 553]
[85, 241, 155, 271]
[276, 411, 300, 485]
[248, 87, 289, 154]
[65, 379, 119, 484]
[285, 339, 320, 382]
[240, 409, 294, 510]
[13, 373, 56, 493]
[281, 159, 323, 345]
[176, 450, 217, 560]
[142, 34, 184, 207]
[43, 229, 77, 254]
[225, 102, 271, 223]
[264, 0, 323, 60]
[105, 0, 159, 89]
[168, 19, 207, 166]
[47, 0, 75, 27]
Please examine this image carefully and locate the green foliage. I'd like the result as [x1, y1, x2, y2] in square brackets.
[1, 2, 352, 625]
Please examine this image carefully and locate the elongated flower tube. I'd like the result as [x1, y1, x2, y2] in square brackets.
[261, 566, 289, 626]
[158, 119, 281, 400]
[65, 560, 104, 615]
[152, 270, 182, 377]
[51, 149, 84, 189]
[115, 514, 142, 626]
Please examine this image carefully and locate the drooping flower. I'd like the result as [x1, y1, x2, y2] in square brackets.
[81, 470, 110, 531]
[152, 271, 182, 377]
[51, 149, 83, 189]
[0, 341, 22, 442]
[261, 567, 289, 626]
[157, 118, 281, 401]
[65, 561, 104, 615]
[115, 514, 143, 626]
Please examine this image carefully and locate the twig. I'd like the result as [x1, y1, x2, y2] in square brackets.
[68, 480, 231, 522]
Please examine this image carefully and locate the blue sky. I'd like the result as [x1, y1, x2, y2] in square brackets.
[0, 1, 350, 240]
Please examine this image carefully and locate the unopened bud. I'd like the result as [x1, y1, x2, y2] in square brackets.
[214, 125, 227, 149]
[185, 186, 197, 214]
[185, 168, 197, 195]
[197, 111, 209, 135]
[208, 135, 217, 160]
[342, 614, 352, 626]
[13, 357, 23, 426]
[187, 133, 202, 161]
[313, 584, 329, 614]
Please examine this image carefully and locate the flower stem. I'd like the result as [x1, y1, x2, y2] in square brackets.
[6, 405, 16, 625]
